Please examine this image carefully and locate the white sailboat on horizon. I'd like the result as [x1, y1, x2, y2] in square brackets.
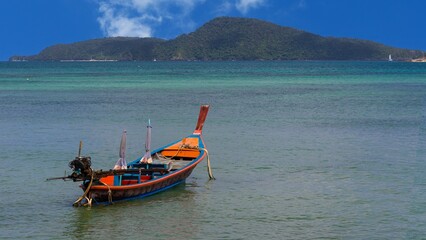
[388, 54, 393, 62]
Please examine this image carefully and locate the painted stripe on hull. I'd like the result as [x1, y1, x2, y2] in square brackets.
[93, 179, 186, 205]
[88, 167, 195, 204]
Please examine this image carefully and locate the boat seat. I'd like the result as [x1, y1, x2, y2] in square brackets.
[100, 175, 114, 185]
[99, 175, 122, 186]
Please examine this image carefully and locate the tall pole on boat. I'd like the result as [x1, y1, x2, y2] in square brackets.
[78, 141, 83, 158]
[141, 119, 152, 164]
[146, 119, 151, 154]
[114, 130, 127, 169]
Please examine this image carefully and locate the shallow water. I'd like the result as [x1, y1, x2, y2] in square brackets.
[0, 61, 426, 239]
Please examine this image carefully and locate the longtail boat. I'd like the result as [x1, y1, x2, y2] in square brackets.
[48, 105, 214, 206]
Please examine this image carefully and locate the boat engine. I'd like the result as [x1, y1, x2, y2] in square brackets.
[68, 156, 92, 181]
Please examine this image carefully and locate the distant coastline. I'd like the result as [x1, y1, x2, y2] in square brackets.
[410, 57, 426, 62]
[9, 17, 425, 62]
[59, 59, 118, 62]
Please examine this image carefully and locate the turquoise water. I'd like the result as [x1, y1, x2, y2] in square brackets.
[1, 61, 426, 239]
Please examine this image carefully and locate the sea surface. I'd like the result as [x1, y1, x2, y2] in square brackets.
[0, 61, 425, 239]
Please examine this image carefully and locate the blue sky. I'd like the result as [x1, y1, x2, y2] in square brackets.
[1, 0, 425, 60]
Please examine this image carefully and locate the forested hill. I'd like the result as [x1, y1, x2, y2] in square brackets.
[10, 17, 424, 61]
[10, 37, 165, 61]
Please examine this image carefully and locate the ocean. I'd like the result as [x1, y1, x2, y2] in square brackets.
[0, 61, 425, 239]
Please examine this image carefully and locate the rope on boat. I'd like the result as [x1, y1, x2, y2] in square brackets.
[199, 148, 215, 180]
[108, 186, 113, 204]
[156, 139, 215, 180]
[168, 139, 187, 159]
[73, 170, 94, 207]
[100, 181, 113, 204]
[84, 196, 92, 206]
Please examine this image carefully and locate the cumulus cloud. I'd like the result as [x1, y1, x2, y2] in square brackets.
[96, 0, 268, 37]
[97, 0, 204, 37]
[98, 2, 153, 37]
[235, 0, 265, 14]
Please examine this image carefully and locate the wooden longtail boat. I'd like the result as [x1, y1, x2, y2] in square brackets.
[49, 105, 213, 206]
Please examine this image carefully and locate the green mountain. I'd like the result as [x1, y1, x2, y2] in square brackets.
[11, 37, 164, 61]
[10, 17, 424, 61]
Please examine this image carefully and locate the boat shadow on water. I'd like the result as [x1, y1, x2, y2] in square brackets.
[64, 184, 201, 239]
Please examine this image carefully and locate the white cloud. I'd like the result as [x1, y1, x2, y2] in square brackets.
[235, 0, 265, 14]
[97, 0, 204, 37]
[96, 0, 269, 37]
[97, 2, 154, 37]
[214, 1, 234, 15]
